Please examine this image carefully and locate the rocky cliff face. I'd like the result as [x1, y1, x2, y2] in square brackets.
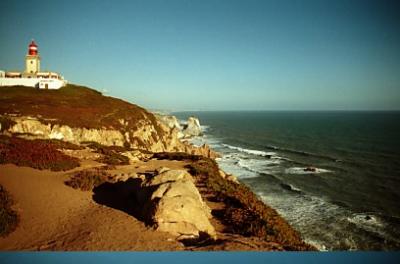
[0, 85, 217, 158]
[7, 116, 126, 146]
[154, 114, 182, 131]
[156, 114, 203, 138]
[182, 117, 202, 138]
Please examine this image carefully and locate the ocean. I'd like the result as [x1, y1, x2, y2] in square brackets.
[174, 111, 400, 250]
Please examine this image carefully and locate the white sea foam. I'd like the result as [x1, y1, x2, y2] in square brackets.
[280, 183, 302, 193]
[258, 188, 399, 250]
[222, 143, 276, 157]
[217, 159, 259, 179]
[237, 158, 280, 172]
[258, 192, 358, 250]
[200, 125, 209, 132]
[285, 167, 332, 175]
[216, 149, 282, 179]
[347, 213, 384, 230]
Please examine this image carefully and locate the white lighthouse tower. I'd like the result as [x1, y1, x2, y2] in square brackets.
[25, 40, 41, 75]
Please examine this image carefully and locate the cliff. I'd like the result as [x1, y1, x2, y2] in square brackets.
[0, 84, 215, 157]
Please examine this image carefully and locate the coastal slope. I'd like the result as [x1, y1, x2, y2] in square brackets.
[0, 84, 314, 251]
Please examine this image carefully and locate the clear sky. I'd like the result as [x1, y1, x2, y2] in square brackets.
[1, 0, 399, 111]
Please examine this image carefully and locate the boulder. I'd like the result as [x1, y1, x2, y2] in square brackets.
[121, 150, 152, 163]
[154, 195, 216, 239]
[155, 166, 171, 174]
[147, 169, 194, 186]
[143, 168, 216, 240]
[149, 180, 211, 218]
[115, 172, 138, 182]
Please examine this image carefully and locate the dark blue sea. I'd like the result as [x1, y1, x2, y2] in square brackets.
[174, 111, 400, 250]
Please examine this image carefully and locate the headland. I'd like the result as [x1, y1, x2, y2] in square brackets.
[0, 84, 315, 251]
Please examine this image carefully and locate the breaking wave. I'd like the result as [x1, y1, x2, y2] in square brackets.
[222, 143, 277, 157]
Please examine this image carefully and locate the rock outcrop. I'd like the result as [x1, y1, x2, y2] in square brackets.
[8, 116, 126, 146]
[141, 168, 216, 240]
[154, 114, 182, 131]
[155, 114, 203, 139]
[182, 117, 202, 138]
[183, 143, 220, 159]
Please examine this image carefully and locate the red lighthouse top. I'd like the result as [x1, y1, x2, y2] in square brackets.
[28, 40, 38, 55]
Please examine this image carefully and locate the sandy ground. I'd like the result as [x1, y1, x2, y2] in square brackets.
[0, 152, 285, 251]
[0, 160, 189, 251]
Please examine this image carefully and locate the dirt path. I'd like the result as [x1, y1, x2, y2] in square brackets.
[0, 163, 185, 251]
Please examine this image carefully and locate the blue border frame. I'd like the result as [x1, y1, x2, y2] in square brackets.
[1, 252, 400, 264]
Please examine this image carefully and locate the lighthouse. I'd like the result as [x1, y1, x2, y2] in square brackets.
[25, 40, 41, 75]
[1, 40, 66, 89]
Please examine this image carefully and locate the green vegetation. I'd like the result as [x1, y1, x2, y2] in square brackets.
[0, 185, 18, 237]
[0, 135, 80, 171]
[65, 168, 112, 191]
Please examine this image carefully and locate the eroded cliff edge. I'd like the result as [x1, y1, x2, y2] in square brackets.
[0, 84, 215, 158]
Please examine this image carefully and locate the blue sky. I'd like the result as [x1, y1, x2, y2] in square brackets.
[1, 0, 399, 111]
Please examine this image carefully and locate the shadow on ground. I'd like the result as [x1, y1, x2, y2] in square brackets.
[92, 178, 148, 223]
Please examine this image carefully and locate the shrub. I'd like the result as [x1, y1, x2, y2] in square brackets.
[97, 152, 129, 166]
[0, 185, 19, 237]
[36, 139, 84, 150]
[65, 168, 111, 191]
[82, 141, 130, 165]
[152, 152, 201, 161]
[0, 116, 16, 132]
[0, 135, 80, 171]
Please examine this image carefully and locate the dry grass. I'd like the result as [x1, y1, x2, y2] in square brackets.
[65, 168, 112, 191]
[0, 184, 19, 237]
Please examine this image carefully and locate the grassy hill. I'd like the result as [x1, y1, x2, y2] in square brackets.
[0, 84, 162, 136]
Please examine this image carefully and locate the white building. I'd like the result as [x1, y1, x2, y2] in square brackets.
[0, 40, 67, 89]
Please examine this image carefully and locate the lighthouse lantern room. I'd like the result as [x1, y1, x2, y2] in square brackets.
[25, 40, 41, 75]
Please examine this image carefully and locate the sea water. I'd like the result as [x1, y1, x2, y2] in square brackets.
[174, 111, 400, 250]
